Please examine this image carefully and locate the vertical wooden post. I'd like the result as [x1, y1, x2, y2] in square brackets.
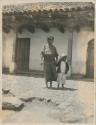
[67, 28, 73, 75]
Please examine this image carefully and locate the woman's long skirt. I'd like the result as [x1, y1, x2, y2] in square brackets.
[44, 61, 57, 82]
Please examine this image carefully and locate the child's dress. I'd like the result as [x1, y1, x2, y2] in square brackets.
[57, 56, 69, 87]
[57, 60, 66, 87]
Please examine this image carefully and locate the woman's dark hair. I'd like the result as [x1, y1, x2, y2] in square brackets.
[47, 36, 54, 41]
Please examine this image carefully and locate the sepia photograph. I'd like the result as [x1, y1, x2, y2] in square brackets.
[1, 1, 95, 124]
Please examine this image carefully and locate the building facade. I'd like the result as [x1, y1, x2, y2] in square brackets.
[2, 2, 94, 78]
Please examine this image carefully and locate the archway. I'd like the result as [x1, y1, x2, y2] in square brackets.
[86, 39, 94, 78]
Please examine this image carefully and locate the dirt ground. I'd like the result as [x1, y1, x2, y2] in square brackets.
[2, 74, 95, 124]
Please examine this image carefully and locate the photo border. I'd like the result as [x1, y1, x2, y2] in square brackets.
[0, 0, 95, 125]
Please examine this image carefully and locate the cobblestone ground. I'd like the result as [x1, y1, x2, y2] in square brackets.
[2, 74, 94, 123]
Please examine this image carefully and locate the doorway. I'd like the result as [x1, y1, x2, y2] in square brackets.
[15, 38, 30, 72]
[86, 39, 94, 78]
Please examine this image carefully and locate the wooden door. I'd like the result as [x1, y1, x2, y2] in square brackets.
[86, 39, 94, 78]
[15, 38, 30, 72]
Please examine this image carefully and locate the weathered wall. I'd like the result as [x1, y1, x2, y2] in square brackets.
[3, 29, 16, 72]
[72, 28, 94, 75]
[3, 27, 94, 75]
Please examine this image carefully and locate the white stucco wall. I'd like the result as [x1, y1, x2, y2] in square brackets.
[18, 28, 69, 71]
[3, 27, 94, 75]
[3, 30, 16, 72]
[72, 28, 94, 75]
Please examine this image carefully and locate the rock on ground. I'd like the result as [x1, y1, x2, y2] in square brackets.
[2, 96, 24, 111]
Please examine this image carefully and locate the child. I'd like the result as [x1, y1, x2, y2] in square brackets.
[57, 55, 69, 88]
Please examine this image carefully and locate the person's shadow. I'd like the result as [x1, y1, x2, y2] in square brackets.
[48, 87, 77, 91]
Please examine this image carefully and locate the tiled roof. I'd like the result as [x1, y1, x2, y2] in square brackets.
[3, 2, 93, 13]
[2, 2, 94, 33]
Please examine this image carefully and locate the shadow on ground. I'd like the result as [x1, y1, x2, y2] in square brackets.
[48, 87, 78, 91]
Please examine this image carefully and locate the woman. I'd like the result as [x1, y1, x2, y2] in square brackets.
[41, 36, 58, 88]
